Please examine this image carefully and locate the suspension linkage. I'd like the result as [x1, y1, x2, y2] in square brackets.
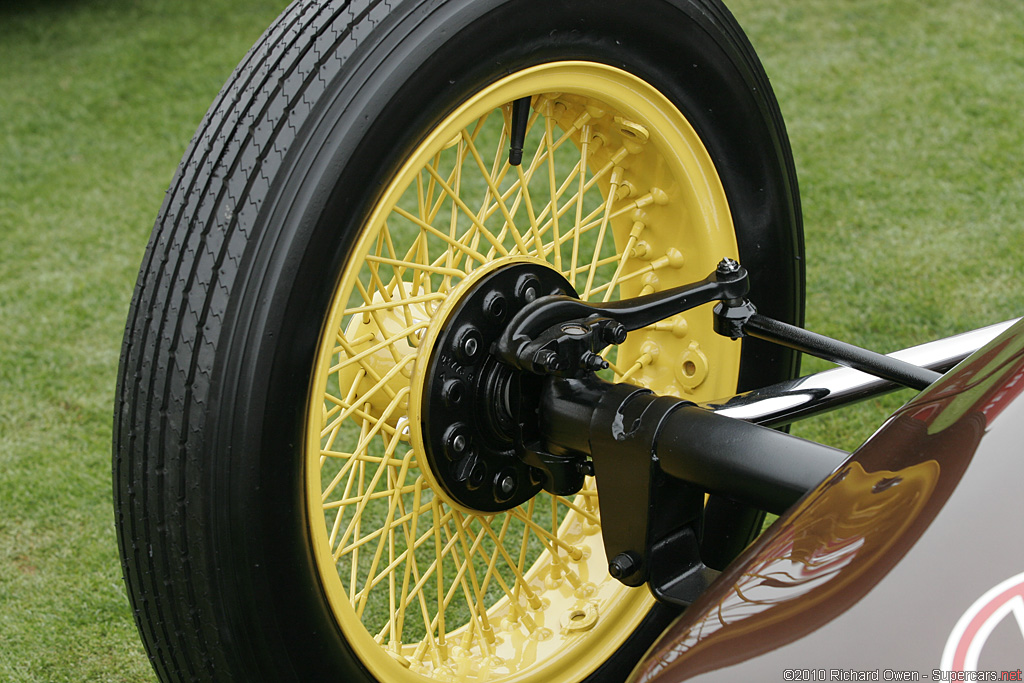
[496, 258, 942, 390]
[493, 260, 750, 377]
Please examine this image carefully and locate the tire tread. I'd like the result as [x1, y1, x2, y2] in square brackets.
[114, 1, 391, 678]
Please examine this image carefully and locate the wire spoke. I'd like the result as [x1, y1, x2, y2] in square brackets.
[307, 76, 731, 675]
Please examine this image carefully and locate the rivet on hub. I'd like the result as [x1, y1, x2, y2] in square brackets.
[495, 471, 517, 502]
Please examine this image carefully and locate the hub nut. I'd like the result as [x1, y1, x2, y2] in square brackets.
[608, 551, 641, 580]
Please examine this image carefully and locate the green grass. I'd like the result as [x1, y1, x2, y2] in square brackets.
[731, 0, 1024, 449]
[0, 0, 1021, 680]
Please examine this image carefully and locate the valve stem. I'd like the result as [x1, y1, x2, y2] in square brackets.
[508, 96, 532, 166]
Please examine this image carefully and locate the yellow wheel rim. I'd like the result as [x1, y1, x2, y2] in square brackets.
[306, 62, 741, 682]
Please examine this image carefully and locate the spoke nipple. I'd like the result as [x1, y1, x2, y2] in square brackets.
[666, 248, 685, 269]
[387, 649, 412, 668]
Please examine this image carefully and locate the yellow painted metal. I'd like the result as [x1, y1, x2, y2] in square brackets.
[305, 62, 741, 682]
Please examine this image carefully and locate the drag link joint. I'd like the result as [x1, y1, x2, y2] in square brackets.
[495, 259, 749, 378]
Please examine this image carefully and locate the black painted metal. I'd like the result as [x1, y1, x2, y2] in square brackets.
[494, 264, 748, 377]
[420, 257, 951, 603]
[420, 263, 577, 512]
[539, 375, 848, 604]
[655, 405, 848, 514]
[742, 313, 942, 391]
[581, 379, 712, 602]
[507, 96, 531, 166]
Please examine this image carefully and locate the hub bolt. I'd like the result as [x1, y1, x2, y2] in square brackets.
[516, 275, 542, 304]
[500, 474, 515, 495]
[444, 424, 470, 460]
[455, 327, 482, 362]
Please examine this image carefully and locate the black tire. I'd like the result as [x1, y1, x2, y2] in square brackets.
[113, 0, 803, 681]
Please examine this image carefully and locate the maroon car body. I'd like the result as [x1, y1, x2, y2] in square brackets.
[632, 319, 1024, 682]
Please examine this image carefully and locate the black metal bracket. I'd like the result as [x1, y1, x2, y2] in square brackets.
[541, 376, 715, 603]
[538, 374, 848, 605]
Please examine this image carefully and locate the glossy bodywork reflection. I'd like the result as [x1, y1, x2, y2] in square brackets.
[632, 320, 1024, 682]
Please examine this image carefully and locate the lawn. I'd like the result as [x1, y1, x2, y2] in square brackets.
[0, 0, 1021, 681]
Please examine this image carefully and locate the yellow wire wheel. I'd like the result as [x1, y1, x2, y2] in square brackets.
[113, 2, 803, 680]
[306, 63, 743, 682]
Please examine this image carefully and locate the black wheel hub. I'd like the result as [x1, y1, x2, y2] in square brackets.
[421, 263, 575, 513]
